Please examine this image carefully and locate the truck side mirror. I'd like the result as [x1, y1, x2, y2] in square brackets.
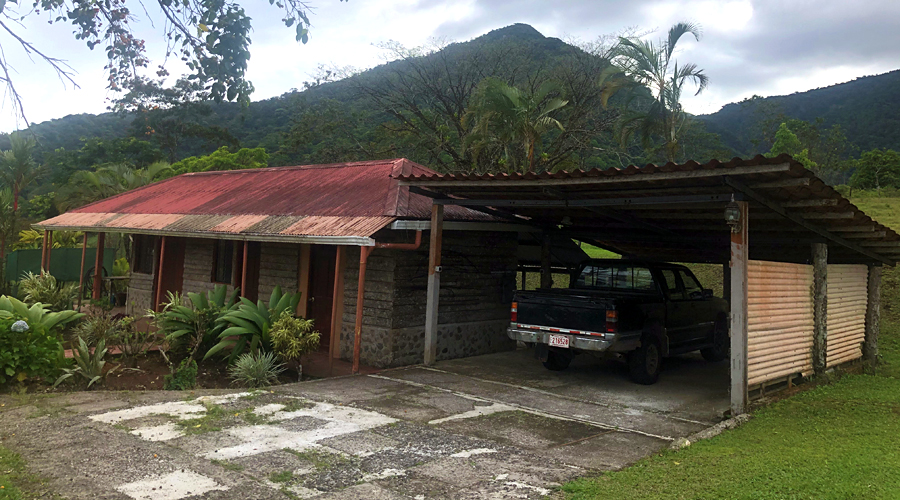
[702, 289, 713, 299]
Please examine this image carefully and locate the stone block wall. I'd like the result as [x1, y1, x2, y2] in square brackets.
[126, 272, 154, 315]
[257, 243, 300, 300]
[340, 230, 518, 367]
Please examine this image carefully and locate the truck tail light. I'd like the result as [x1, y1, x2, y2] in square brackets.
[510, 302, 518, 322]
[605, 309, 618, 333]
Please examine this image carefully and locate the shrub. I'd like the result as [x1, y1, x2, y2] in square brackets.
[73, 312, 121, 346]
[206, 286, 301, 363]
[114, 316, 157, 359]
[164, 358, 198, 390]
[228, 351, 285, 388]
[0, 295, 83, 332]
[0, 318, 65, 385]
[53, 337, 107, 389]
[153, 285, 240, 360]
[18, 271, 79, 312]
[270, 310, 320, 363]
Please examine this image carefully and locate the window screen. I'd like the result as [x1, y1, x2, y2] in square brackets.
[213, 240, 234, 284]
[132, 235, 156, 274]
[575, 265, 656, 292]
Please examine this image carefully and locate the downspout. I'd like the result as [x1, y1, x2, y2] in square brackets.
[353, 230, 423, 374]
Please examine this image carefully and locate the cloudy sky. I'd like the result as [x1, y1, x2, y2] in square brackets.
[2, 0, 899, 133]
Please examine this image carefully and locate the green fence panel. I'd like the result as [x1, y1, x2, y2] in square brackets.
[6, 248, 116, 283]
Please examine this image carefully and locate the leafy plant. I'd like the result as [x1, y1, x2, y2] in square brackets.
[154, 285, 240, 360]
[0, 318, 65, 385]
[72, 312, 121, 346]
[270, 310, 320, 363]
[228, 351, 285, 388]
[53, 337, 108, 389]
[164, 358, 198, 391]
[206, 286, 301, 363]
[17, 271, 79, 312]
[0, 295, 83, 332]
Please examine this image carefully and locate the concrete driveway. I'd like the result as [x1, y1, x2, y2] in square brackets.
[0, 348, 728, 499]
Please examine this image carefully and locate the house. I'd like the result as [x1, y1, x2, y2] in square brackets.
[36, 159, 523, 368]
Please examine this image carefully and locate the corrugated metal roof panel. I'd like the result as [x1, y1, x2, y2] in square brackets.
[210, 215, 269, 233]
[104, 213, 185, 230]
[281, 216, 394, 237]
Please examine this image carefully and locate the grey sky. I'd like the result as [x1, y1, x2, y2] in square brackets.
[2, 0, 899, 133]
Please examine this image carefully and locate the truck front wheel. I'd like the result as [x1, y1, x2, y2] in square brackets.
[542, 349, 572, 371]
[628, 335, 662, 385]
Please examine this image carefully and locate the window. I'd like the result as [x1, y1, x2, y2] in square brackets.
[660, 269, 685, 300]
[678, 270, 704, 299]
[132, 235, 156, 274]
[574, 265, 656, 292]
[212, 240, 235, 284]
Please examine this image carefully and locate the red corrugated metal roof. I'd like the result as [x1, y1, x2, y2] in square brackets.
[36, 159, 493, 243]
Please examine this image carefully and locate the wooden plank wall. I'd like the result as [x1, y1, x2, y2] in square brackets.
[826, 264, 868, 367]
[747, 260, 815, 386]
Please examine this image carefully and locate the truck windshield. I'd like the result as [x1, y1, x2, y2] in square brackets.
[574, 265, 657, 292]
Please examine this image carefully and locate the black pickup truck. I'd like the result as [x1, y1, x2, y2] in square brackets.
[508, 260, 729, 384]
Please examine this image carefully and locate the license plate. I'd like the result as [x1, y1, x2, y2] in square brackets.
[548, 334, 570, 348]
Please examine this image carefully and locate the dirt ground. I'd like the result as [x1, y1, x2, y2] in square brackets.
[0, 348, 728, 499]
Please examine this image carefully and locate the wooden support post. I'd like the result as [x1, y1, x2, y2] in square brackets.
[540, 233, 553, 289]
[45, 231, 53, 272]
[240, 240, 249, 298]
[729, 201, 749, 416]
[864, 265, 882, 364]
[77, 234, 88, 311]
[722, 262, 731, 304]
[353, 246, 374, 374]
[812, 242, 828, 374]
[329, 246, 345, 375]
[153, 235, 166, 310]
[93, 233, 106, 301]
[424, 204, 444, 366]
[40, 230, 49, 273]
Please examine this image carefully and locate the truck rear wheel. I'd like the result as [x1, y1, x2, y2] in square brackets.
[628, 335, 662, 385]
[542, 350, 572, 371]
[701, 316, 729, 362]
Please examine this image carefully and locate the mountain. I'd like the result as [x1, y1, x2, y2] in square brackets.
[699, 69, 900, 155]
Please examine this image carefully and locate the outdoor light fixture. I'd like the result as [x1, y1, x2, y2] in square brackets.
[724, 196, 742, 234]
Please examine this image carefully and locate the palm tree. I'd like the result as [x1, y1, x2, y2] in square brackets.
[615, 22, 709, 162]
[56, 161, 171, 212]
[467, 79, 568, 173]
[0, 133, 40, 213]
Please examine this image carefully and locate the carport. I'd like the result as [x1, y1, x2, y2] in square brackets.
[398, 154, 898, 415]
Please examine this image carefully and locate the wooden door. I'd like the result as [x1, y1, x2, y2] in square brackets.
[307, 245, 337, 350]
[155, 236, 186, 311]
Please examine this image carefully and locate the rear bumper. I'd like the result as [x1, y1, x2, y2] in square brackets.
[507, 327, 613, 352]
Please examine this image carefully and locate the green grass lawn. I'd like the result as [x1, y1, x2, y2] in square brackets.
[562, 195, 900, 500]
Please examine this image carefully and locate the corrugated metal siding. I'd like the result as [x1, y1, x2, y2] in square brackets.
[826, 264, 868, 367]
[747, 260, 815, 386]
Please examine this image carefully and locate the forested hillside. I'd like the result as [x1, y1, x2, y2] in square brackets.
[700, 69, 900, 156]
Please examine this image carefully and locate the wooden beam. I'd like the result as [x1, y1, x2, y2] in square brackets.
[781, 199, 839, 208]
[240, 240, 249, 298]
[401, 163, 792, 188]
[330, 246, 345, 371]
[93, 233, 106, 301]
[296, 244, 311, 317]
[730, 201, 749, 416]
[725, 177, 892, 265]
[812, 242, 828, 375]
[843, 231, 887, 239]
[864, 266, 882, 363]
[153, 235, 165, 310]
[749, 177, 811, 189]
[800, 212, 855, 220]
[353, 245, 374, 374]
[40, 230, 49, 274]
[433, 193, 736, 208]
[77, 233, 88, 311]
[831, 226, 876, 232]
[424, 204, 444, 366]
[860, 241, 900, 247]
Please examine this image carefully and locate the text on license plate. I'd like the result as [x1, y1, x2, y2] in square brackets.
[548, 334, 570, 348]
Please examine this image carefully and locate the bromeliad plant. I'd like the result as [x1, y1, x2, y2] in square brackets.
[205, 286, 302, 363]
[153, 285, 240, 361]
[53, 337, 109, 389]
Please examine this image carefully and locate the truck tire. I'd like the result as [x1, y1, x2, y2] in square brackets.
[701, 316, 729, 362]
[542, 350, 571, 371]
[628, 335, 662, 385]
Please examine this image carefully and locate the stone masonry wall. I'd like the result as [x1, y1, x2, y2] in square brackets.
[126, 272, 154, 315]
[257, 243, 299, 300]
[341, 230, 518, 368]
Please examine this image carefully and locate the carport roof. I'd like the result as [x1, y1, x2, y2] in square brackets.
[398, 154, 899, 265]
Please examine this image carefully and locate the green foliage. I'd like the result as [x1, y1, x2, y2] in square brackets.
[168, 147, 269, 177]
[850, 148, 900, 190]
[0, 295, 83, 332]
[72, 312, 122, 347]
[766, 123, 817, 169]
[175, 403, 228, 434]
[164, 358, 198, 391]
[228, 351, 285, 388]
[154, 285, 240, 360]
[0, 318, 63, 385]
[56, 162, 172, 212]
[112, 257, 130, 277]
[206, 286, 302, 363]
[17, 271, 78, 312]
[53, 337, 107, 389]
[269, 310, 320, 363]
[13, 230, 83, 250]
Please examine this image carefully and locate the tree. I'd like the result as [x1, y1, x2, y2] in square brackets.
[467, 79, 568, 172]
[56, 162, 171, 212]
[766, 122, 817, 169]
[167, 146, 268, 176]
[0, 133, 40, 213]
[615, 22, 709, 162]
[850, 149, 900, 191]
[0, 0, 343, 124]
